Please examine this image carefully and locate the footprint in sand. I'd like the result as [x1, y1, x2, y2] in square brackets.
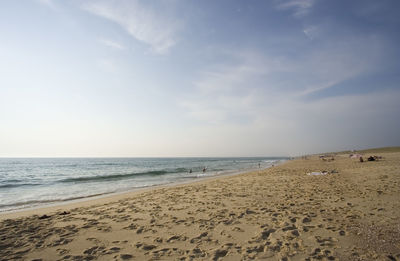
[212, 249, 228, 261]
[106, 246, 121, 254]
[308, 247, 336, 260]
[260, 228, 276, 240]
[83, 245, 105, 255]
[315, 236, 337, 247]
[86, 237, 101, 243]
[190, 232, 208, 243]
[48, 237, 73, 247]
[232, 226, 244, 232]
[188, 247, 206, 258]
[120, 253, 133, 260]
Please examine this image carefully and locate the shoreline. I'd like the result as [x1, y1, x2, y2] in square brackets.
[0, 161, 286, 220]
[1, 149, 399, 260]
[0, 158, 286, 215]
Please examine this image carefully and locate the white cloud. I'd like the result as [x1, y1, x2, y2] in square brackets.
[181, 78, 400, 155]
[180, 53, 269, 125]
[99, 38, 125, 50]
[180, 32, 384, 126]
[82, 0, 180, 54]
[276, 0, 315, 17]
[178, 40, 394, 155]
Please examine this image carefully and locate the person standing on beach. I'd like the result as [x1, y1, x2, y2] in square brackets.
[202, 167, 206, 173]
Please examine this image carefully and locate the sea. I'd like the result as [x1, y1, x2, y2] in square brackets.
[0, 157, 287, 212]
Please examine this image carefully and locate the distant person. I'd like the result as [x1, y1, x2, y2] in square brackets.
[189, 169, 192, 173]
[202, 167, 206, 173]
[359, 156, 364, 163]
[258, 163, 261, 168]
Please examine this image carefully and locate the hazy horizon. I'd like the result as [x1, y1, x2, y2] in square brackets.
[0, 146, 397, 158]
[1, 0, 400, 157]
[0, 155, 288, 158]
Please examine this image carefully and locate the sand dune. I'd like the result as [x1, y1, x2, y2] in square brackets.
[1, 149, 400, 260]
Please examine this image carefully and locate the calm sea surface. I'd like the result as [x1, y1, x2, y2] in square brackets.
[0, 157, 287, 212]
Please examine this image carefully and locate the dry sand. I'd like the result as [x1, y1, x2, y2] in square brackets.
[1, 148, 400, 260]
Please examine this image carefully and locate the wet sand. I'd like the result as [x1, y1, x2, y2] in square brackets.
[1, 148, 399, 260]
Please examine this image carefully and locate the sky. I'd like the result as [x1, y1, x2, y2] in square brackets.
[1, 0, 400, 157]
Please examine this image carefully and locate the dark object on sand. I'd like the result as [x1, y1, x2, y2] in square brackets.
[59, 211, 70, 215]
[359, 157, 364, 162]
[367, 156, 375, 161]
[38, 214, 50, 219]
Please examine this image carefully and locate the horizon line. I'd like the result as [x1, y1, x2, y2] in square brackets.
[0, 156, 290, 159]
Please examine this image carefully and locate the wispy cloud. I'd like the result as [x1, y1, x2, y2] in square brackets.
[82, 0, 180, 54]
[180, 53, 271, 125]
[180, 33, 384, 126]
[99, 38, 125, 50]
[276, 0, 315, 17]
[183, 51, 400, 152]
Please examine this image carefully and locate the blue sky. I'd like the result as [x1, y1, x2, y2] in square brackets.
[1, 0, 399, 157]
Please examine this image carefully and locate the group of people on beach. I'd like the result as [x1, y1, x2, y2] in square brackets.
[359, 155, 381, 162]
[188, 162, 263, 174]
[188, 167, 207, 174]
[349, 153, 382, 162]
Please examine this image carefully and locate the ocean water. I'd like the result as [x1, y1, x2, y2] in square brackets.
[0, 157, 287, 212]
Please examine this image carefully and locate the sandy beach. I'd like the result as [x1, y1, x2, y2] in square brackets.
[1, 148, 399, 260]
